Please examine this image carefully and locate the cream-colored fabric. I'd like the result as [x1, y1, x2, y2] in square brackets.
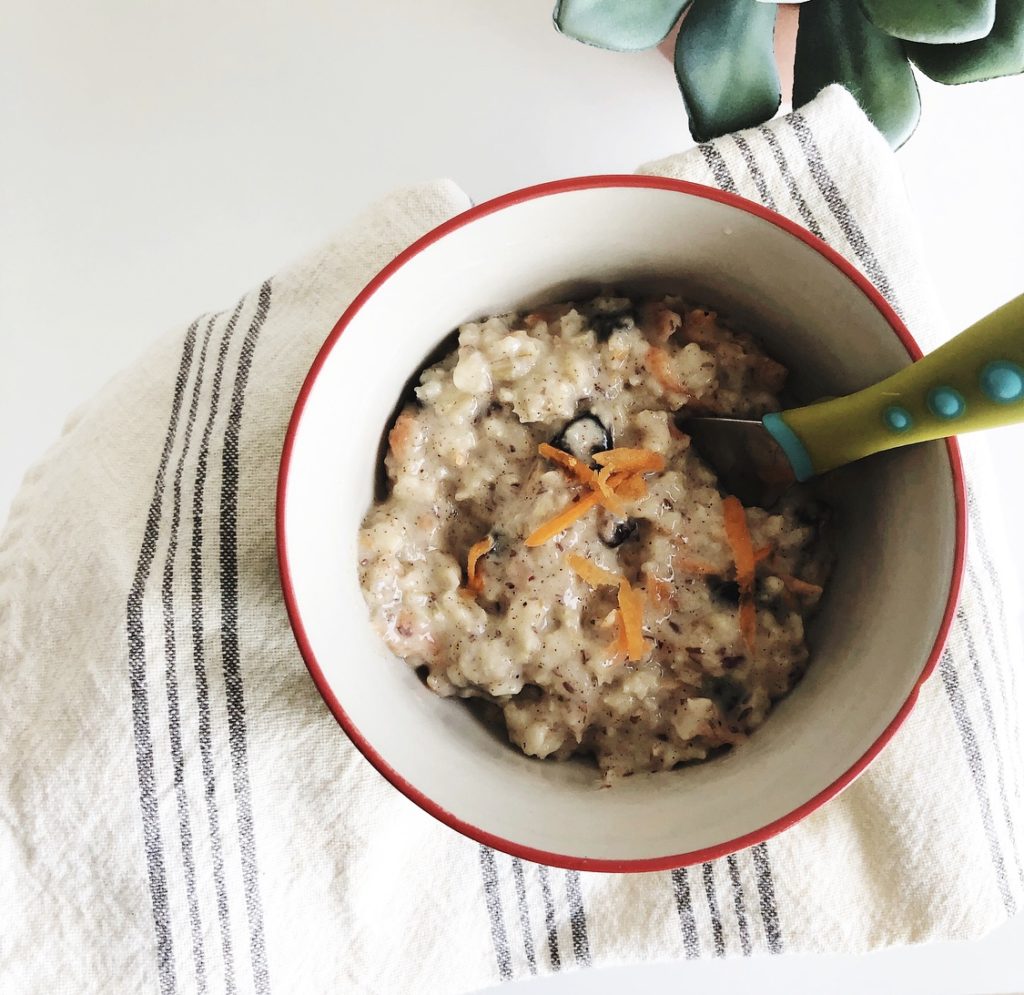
[1, 87, 1021, 995]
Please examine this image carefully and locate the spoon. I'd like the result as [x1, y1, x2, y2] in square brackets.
[678, 293, 1024, 505]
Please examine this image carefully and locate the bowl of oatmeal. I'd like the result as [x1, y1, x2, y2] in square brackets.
[278, 176, 965, 870]
[360, 292, 832, 779]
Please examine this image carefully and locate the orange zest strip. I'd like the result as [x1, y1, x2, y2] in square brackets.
[645, 345, 691, 396]
[617, 579, 647, 662]
[566, 552, 622, 588]
[525, 490, 601, 547]
[593, 447, 667, 474]
[753, 544, 773, 564]
[778, 573, 824, 598]
[722, 495, 757, 653]
[464, 534, 494, 594]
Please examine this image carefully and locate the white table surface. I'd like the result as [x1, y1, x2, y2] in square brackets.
[3, 1, 1023, 992]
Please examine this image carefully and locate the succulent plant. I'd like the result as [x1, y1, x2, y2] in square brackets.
[553, 0, 1024, 147]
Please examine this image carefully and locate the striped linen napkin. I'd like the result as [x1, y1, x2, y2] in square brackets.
[2, 85, 1022, 995]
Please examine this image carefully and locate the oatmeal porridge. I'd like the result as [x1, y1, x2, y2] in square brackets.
[357, 294, 831, 777]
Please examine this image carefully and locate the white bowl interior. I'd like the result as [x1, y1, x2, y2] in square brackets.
[282, 185, 957, 862]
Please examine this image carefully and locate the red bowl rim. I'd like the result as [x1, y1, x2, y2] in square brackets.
[276, 174, 967, 873]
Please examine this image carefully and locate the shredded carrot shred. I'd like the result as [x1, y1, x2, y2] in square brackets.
[643, 302, 683, 343]
[739, 599, 757, 652]
[565, 554, 651, 661]
[593, 447, 667, 474]
[594, 471, 627, 515]
[722, 495, 757, 653]
[528, 446, 667, 549]
[604, 610, 629, 662]
[778, 573, 823, 598]
[753, 544, 772, 564]
[537, 441, 578, 469]
[525, 490, 601, 547]
[538, 443, 626, 516]
[613, 474, 648, 500]
[645, 345, 691, 396]
[463, 534, 494, 594]
[617, 579, 647, 662]
[645, 345, 684, 393]
[567, 554, 645, 663]
[722, 497, 755, 589]
[674, 553, 719, 576]
[644, 570, 673, 607]
[615, 611, 630, 655]
[566, 553, 622, 589]
[538, 442, 594, 484]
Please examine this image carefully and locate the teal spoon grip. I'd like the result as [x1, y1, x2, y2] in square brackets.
[763, 293, 1024, 480]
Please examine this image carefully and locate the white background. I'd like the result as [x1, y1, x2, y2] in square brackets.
[2, 1, 1023, 992]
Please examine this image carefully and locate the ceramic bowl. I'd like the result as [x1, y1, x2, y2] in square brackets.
[277, 176, 965, 871]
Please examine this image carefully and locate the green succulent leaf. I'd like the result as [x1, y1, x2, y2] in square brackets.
[553, 0, 692, 51]
[860, 0, 995, 44]
[794, 0, 921, 148]
[674, 0, 781, 142]
[908, 0, 1024, 82]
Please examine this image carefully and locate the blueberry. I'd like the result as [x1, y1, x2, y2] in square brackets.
[590, 308, 636, 340]
[703, 675, 747, 715]
[706, 575, 740, 606]
[600, 517, 639, 548]
[551, 413, 612, 465]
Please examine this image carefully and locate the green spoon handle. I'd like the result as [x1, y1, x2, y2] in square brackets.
[763, 293, 1024, 480]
